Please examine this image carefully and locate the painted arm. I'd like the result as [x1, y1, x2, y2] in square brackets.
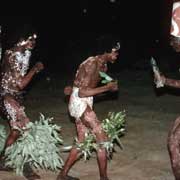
[164, 78, 180, 88]
[155, 73, 180, 89]
[78, 81, 118, 98]
[80, 60, 118, 97]
[17, 62, 44, 90]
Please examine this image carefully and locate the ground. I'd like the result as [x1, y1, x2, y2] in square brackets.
[0, 69, 177, 180]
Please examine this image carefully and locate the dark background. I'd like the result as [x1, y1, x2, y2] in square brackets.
[0, 0, 177, 76]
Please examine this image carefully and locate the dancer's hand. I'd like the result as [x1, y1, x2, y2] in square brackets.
[64, 86, 72, 95]
[107, 81, 118, 91]
[154, 73, 166, 86]
[34, 62, 44, 73]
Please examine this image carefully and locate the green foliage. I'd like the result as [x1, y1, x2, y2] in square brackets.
[0, 124, 7, 153]
[102, 111, 126, 149]
[99, 141, 114, 157]
[5, 113, 64, 176]
[99, 71, 113, 84]
[75, 111, 126, 160]
[75, 132, 97, 161]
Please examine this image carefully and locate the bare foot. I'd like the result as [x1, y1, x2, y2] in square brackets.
[100, 177, 110, 180]
[56, 173, 80, 180]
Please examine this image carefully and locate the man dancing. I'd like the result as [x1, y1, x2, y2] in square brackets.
[0, 33, 44, 179]
[152, 1, 180, 179]
[57, 45, 119, 180]
[153, 72, 180, 180]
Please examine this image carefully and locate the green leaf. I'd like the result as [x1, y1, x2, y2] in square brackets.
[99, 71, 113, 84]
[0, 125, 7, 152]
[5, 113, 64, 175]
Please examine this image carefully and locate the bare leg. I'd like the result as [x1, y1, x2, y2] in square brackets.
[56, 120, 86, 180]
[82, 107, 109, 180]
[167, 116, 180, 180]
[0, 129, 20, 171]
[57, 148, 79, 178]
[97, 148, 109, 180]
[1, 96, 40, 179]
[5, 129, 20, 147]
[96, 130, 109, 180]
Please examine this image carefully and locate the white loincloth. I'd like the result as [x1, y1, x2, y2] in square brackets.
[69, 87, 93, 119]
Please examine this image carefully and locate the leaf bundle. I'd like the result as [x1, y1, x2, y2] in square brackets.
[0, 124, 7, 153]
[99, 71, 113, 84]
[5, 113, 64, 175]
[75, 111, 126, 160]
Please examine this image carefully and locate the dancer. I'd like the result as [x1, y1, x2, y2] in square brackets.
[0, 33, 44, 180]
[57, 45, 119, 180]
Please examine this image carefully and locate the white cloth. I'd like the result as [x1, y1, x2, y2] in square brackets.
[69, 87, 93, 119]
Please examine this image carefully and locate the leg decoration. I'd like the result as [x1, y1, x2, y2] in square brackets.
[77, 111, 126, 160]
[3, 114, 63, 178]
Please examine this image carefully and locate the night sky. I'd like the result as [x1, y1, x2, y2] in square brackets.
[0, 0, 169, 74]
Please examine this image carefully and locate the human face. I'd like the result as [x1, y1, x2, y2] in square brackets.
[17, 34, 36, 50]
[109, 51, 118, 63]
[25, 39, 36, 50]
[26, 34, 37, 50]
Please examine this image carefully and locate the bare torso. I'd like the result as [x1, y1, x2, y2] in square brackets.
[74, 55, 108, 89]
[0, 48, 31, 95]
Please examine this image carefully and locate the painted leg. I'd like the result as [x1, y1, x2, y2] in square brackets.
[0, 129, 20, 171]
[167, 117, 180, 180]
[82, 107, 110, 180]
[97, 148, 109, 180]
[57, 120, 86, 180]
[3, 96, 40, 179]
[5, 129, 20, 147]
[57, 148, 80, 180]
[96, 131, 109, 180]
